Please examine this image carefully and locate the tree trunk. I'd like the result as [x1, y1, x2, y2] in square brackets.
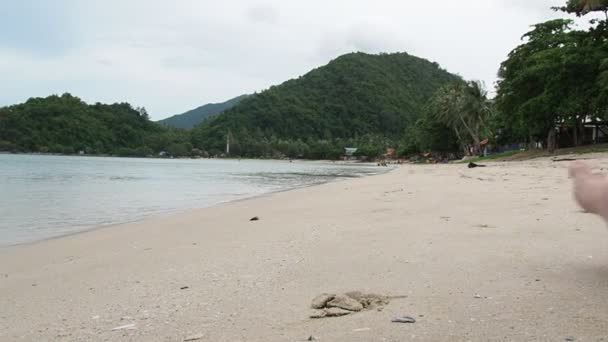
[453, 127, 470, 156]
[579, 117, 585, 146]
[456, 113, 481, 155]
[573, 117, 580, 146]
[547, 128, 556, 154]
[572, 116, 582, 146]
[528, 135, 536, 150]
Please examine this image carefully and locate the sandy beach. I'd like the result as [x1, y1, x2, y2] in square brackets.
[1, 156, 608, 341]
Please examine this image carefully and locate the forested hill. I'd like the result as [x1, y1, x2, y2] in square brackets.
[191, 52, 461, 158]
[158, 95, 248, 129]
[0, 53, 460, 160]
[0, 94, 190, 157]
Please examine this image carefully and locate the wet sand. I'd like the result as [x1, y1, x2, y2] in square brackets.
[1, 156, 608, 341]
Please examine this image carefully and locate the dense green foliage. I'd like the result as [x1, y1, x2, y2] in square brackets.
[495, 15, 608, 151]
[424, 81, 495, 155]
[158, 95, 248, 129]
[399, 111, 460, 156]
[0, 94, 192, 157]
[191, 52, 460, 158]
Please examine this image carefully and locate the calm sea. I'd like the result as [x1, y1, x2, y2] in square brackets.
[0, 154, 382, 246]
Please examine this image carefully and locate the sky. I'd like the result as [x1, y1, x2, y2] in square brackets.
[0, 0, 596, 120]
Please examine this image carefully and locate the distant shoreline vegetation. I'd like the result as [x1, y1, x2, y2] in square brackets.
[0, 94, 197, 159]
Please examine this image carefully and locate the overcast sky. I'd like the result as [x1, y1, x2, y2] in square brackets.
[0, 0, 595, 120]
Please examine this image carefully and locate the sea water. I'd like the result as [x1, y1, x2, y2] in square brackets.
[0, 154, 382, 246]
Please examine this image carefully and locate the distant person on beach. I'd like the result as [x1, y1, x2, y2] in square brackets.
[570, 160, 608, 222]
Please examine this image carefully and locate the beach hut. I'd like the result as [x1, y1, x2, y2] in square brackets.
[557, 120, 608, 147]
[344, 147, 358, 156]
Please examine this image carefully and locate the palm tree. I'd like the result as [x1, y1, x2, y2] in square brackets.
[429, 81, 493, 155]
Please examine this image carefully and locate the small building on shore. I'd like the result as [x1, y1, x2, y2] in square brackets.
[557, 120, 608, 148]
[344, 147, 358, 156]
[344, 147, 358, 160]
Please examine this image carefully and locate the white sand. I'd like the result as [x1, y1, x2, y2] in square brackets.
[1, 156, 608, 341]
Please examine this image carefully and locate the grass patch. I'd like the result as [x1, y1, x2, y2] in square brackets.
[455, 150, 522, 164]
[454, 143, 608, 163]
[555, 144, 608, 155]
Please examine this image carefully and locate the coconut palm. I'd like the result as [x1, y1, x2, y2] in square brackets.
[427, 81, 493, 155]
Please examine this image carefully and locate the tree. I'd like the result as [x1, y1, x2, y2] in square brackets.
[136, 107, 150, 120]
[0, 94, 189, 156]
[426, 81, 494, 155]
[496, 19, 607, 152]
[167, 143, 192, 157]
[400, 111, 460, 156]
[497, 20, 573, 152]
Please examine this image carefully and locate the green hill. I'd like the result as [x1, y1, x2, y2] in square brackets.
[0, 53, 460, 160]
[191, 52, 461, 158]
[0, 93, 191, 157]
[158, 95, 248, 129]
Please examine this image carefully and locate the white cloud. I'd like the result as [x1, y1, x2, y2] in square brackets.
[246, 4, 280, 24]
[0, 0, 596, 119]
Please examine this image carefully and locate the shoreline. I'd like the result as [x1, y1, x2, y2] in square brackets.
[2, 156, 608, 341]
[0, 151, 382, 165]
[1, 164, 394, 250]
